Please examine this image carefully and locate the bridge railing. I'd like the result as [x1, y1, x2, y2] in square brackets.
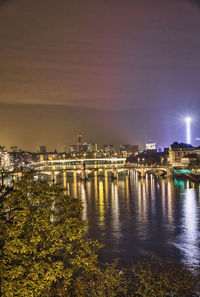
[32, 163, 127, 171]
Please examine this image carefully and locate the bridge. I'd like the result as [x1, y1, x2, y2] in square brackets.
[31, 158, 172, 180]
[133, 166, 172, 177]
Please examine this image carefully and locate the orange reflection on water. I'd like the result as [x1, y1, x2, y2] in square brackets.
[125, 175, 130, 212]
[98, 180, 105, 227]
[73, 171, 77, 198]
[104, 171, 109, 202]
[63, 171, 67, 195]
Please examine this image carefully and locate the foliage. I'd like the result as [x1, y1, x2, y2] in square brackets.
[1, 173, 100, 296]
[65, 260, 127, 297]
[126, 152, 168, 166]
[73, 257, 200, 297]
[126, 257, 200, 297]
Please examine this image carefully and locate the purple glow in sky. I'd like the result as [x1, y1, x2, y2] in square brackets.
[0, 0, 200, 150]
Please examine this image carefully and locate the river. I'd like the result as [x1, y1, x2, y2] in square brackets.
[44, 171, 200, 267]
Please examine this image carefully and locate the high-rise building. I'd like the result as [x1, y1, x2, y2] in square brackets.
[92, 143, 98, 152]
[119, 144, 138, 155]
[67, 145, 77, 154]
[77, 133, 82, 153]
[40, 146, 47, 154]
[146, 142, 157, 151]
[0, 146, 11, 170]
[82, 142, 89, 152]
[103, 145, 115, 156]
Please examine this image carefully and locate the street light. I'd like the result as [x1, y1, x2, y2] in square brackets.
[185, 117, 191, 144]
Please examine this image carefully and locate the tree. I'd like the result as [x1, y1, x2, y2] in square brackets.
[1, 173, 100, 296]
[69, 260, 128, 297]
[126, 257, 200, 297]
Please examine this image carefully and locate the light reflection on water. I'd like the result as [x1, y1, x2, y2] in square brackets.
[42, 172, 200, 266]
[172, 187, 200, 266]
[111, 181, 120, 241]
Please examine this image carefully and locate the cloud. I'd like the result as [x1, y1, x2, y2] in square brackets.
[0, 0, 13, 6]
[189, 0, 200, 6]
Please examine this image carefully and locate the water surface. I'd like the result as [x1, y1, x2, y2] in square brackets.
[45, 171, 200, 266]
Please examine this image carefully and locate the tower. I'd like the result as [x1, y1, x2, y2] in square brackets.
[77, 133, 82, 154]
[185, 117, 191, 144]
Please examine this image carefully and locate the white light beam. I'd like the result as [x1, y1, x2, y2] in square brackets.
[186, 117, 191, 144]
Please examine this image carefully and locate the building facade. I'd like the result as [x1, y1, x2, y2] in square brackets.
[169, 142, 200, 166]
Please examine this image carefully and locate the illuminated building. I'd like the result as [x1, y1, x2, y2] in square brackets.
[103, 145, 115, 156]
[82, 142, 92, 153]
[77, 133, 82, 154]
[119, 144, 138, 156]
[92, 143, 98, 152]
[0, 146, 12, 170]
[66, 145, 77, 154]
[169, 142, 200, 166]
[181, 154, 199, 167]
[40, 146, 47, 154]
[146, 142, 157, 151]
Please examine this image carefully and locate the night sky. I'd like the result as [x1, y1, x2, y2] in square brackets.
[0, 0, 200, 151]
